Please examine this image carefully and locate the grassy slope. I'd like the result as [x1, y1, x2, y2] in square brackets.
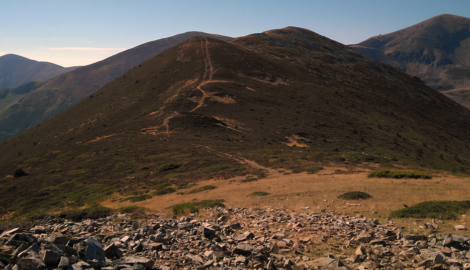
[0, 29, 470, 218]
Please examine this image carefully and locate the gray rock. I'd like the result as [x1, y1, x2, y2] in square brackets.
[234, 243, 253, 255]
[118, 256, 154, 268]
[41, 250, 61, 266]
[58, 256, 70, 268]
[85, 237, 106, 267]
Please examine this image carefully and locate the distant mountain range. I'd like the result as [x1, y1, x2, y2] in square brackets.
[0, 32, 231, 142]
[2, 27, 470, 216]
[351, 14, 470, 106]
[0, 54, 77, 88]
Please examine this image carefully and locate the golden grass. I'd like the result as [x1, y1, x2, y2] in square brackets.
[101, 165, 470, 234]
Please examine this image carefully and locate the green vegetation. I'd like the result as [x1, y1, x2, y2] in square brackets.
[75, 153, 90, 159]
[303, 167, 324, 174]
[130, 194, 152, 202]
[156, 163, 180, 172]
[248, 191, 270, 196]
[188, 185, 217, 194]
[140, 166, 149, 170]
[152, 187, 176, 196]
[154, 181, 171, 190]
[343, 152, 360, 160]
[177, 183, 197, 189]
[338, 191, 372, 200]
[46, 169, 62, 175]
[241, 177, 258, 183]
[68, 169, 87, 176]
[368, 170, 432, 179]
[165, 173, 184, 179]
[60, 205, 113, 221]
[379, 163, 395, 168]
[171, 199, 225, 214]
[391, 201, 470, 220]
[146, 153, 171, 160]
[115, 163, 128, 170]
[203, 164, 230, 173]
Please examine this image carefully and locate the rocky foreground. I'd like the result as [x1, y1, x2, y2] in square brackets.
[0, 207, 469, 270]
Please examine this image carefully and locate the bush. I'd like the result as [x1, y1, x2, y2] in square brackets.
[165, 173, 184, 179]
[156, 163, 180, 172]
[241, 177, 258, 183]
[172, 199, 225, 214]
[119, 206, 147, 214]
[153, 187, 176, 196]
[46, 169, 62, 175]
[154, 181, 171, 190]
[248, 191, 270, 196]
[391, 201, 470, 220]
[146, 153, 171, 160]
[14, 168, 28, 178]
[338, 191, 372, 200]
[177, 183, 196, 189]
[303, 167, 324, 174]
[188, 185, 217, 194]
[130, 194, 152, 202]
[368, 170, 432, 179]
[61, 205, 113, 221]
[204, 164, 229, 173]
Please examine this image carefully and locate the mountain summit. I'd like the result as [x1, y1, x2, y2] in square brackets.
[1, 27, 470, 216]
[351, 14, 470, 105]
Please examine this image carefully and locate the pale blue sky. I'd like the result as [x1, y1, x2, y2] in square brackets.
[1, 0, 469, 67]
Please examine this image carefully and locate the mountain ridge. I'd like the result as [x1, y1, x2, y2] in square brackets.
[0, 32, 232, 142]
[0, 54, 78, 89]
[1, 27, 470, 217]
[351, 14, 470, 106]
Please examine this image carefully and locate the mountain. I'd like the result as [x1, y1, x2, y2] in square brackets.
[350, 14, 470, 106]
[0, 54, 77, 88]
[1, 27, 470, 217]
[0, 32, 231, 142]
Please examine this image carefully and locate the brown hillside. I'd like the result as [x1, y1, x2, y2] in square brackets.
[0, 32, 231, 142]
[351, 14, 470, 106]
[1, 28, 470, 217]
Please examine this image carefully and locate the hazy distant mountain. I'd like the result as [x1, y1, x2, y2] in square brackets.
[0, 54, 77, 88]
[351, 14, 470, 106]
[2, 27, 470, 216]
[0, 32, 231, 141]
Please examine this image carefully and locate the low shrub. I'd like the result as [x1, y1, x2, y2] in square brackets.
[248, 191, 270, 196]
[172, 199, 225, 214]
[146, 153, 171, 160]
[153, 187, 176, 196]
[391, 201, 470, 220]
[204, 164, 229, 173]
[241, 177, 258, 183]
[156, 163, 180, 172]
[165, 173, 184, 179]
[46, 169, 62, 175]
[303, 167, 324, 174]
[140, 166, 149, 170]
[130, 194, 152, 202]
[338, 191, 372, 200]
[14, 168, 28, 178]
[177, 183, 197, 190]
[154, 181, 171, 190]
[368, 170, 432, 179]
[60, 205, 113, 221]
[188, 185, 217, 194]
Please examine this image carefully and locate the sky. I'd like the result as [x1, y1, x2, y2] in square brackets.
[1, 0, 470, 67]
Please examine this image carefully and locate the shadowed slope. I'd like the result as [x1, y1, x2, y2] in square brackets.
[0, 54, 77, 88]
[1, 28, 470, 217]
[351, 14, 470, 106]
[0, 32, 231, 142]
